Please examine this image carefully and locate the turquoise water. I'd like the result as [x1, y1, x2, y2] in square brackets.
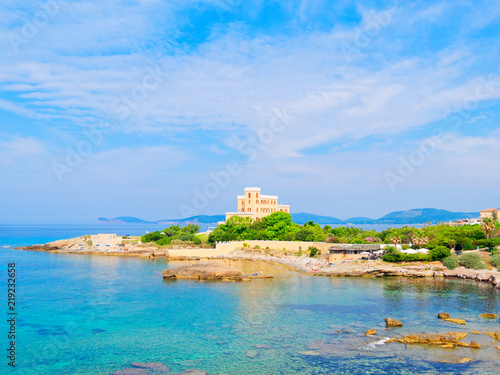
[1, 226, 500, 374]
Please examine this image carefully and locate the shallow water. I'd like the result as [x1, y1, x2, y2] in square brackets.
[2, 246, 500, 375]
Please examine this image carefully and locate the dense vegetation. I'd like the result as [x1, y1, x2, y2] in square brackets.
[457, 252, 487, 270]
[208, 212, 500, 251]
[141, 224, 202, 246]
[489, 253, 500, 271]
[442, 256, 459, 270]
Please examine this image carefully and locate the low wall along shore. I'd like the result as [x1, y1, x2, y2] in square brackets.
[214, 240, 331, 254]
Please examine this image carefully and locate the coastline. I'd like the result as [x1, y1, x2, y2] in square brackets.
[15, 242, 500, 290]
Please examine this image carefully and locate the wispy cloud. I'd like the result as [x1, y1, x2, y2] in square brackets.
[1, 0, 500, 221]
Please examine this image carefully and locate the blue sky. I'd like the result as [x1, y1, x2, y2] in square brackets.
[1, 0, 500, 223]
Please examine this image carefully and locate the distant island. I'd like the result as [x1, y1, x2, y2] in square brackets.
[98, 208, 482, 226]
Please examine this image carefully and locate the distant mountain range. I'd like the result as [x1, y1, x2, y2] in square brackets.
[98, 208, 482, 226]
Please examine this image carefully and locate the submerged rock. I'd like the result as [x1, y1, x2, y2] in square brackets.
[484, 332, 500, 340]
[162, 263, 250, 281]
[385, 318, 403, 327]
[254, 344, 272, 349]
[479, 313, 498, 319]
[111, 369, 151, 375]
[437, 313, 450, 320]
[298, 350, 320, 356]
[174, 370, 208, 375]
[245, 350, 260, 358]
[130, 362, 169, 372]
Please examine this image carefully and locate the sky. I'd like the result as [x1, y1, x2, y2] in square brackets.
[1, 0, 500, 223]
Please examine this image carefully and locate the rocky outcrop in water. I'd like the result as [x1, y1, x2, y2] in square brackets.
[479, 313, 498, 319]
[444, 272, 500, 289]
[162, 263, 251, 281]
[444, 318, 466, 325]
[385, 318, 403, 327]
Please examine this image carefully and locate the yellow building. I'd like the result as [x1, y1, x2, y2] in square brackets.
[225, 187, 290, 221]
[480, 208, 500, 221]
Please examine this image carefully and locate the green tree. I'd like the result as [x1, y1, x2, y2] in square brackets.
[481, 218, 495, 239]
[430, 246, 451, 261]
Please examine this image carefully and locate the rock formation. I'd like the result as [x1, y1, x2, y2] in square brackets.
[385, 318, 403, 327]
[162, 263, 251, 281]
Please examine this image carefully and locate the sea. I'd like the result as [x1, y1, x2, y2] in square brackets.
[1, 224, 499, 375]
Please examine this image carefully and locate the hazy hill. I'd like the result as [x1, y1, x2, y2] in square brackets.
[373, 208, 479, 224]
[291, 212, 343, 224]
[97, 216, 155, 224]
[157, 215, 225, 225]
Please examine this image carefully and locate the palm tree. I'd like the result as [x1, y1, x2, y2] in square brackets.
[412, 234, 429, 248]
[389, 236, 401, 245]
[481, 218, 495, 239]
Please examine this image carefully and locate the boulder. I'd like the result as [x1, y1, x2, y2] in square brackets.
[479, 313, 498, 319]
[444, 318, 466, 325]
[469, 341, 481, 349]
[437, 313, 450, 320]
[365, 329, 376, 336]
[162, 263, 250, 281]
[385, 318, 403, 327]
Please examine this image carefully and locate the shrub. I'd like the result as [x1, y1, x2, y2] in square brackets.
[458, 252, 487, 270]
[254, 245, 261, 249]
[382, 246, 401, 262]
[442, 256, 459, 270]
[401, 253, 431, 262]
[309, 246, 320, 257]
[430, 246, 451, 261]
[156, 237, 172, 246]
[402, 245, 410, 250]
[489, 254, 500, 270]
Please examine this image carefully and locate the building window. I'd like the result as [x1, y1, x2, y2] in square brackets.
[248, 193, 251, 198]
[256, 208, 259, 212]
[256, 200, 258, 204]
[248, 208, 251, 212]
[248, 200, 250, 204]
[241, 208, 244, 212]
[256, 193, 259, 198]
[280, 209, 283, 212]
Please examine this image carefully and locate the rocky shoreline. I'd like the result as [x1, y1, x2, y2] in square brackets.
[15, 242, 500, 289]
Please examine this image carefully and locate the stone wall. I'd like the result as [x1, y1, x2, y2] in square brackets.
[215, 240, 331, 254]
